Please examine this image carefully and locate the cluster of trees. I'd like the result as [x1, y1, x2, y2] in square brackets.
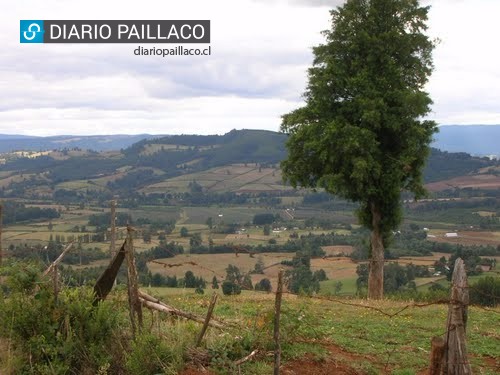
[6, 242, 108, 266]
[3, 201, 60, 225]
[53, 189, 86, 204]
[218, 264, 272, 295]
[252, 213, 279, 225]
[356, 263, 426, 294]
[405, 198, 500, 229]
[283, 251, 328, 295]
[423, 149, 498, 183]
[107, 169, 161, 192]
[190, 232, 348, 256]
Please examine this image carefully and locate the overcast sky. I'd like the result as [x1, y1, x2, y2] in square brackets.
[1, 0, 499, 136]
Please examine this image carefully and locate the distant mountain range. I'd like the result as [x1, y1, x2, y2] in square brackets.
[0, 134, 163, 152]
[0, 124, 499, 156]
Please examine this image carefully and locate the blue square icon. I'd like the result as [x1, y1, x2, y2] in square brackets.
[20, 20, 44, 43]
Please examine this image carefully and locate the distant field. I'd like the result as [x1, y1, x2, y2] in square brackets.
[0, 173, 38, 188]
[182, 206, 280, 225]
[292, 208, 357, 223]
[148, 252, 294, 286]
[427, 230, 500, 246]
[426, 174, 500, 192]
[140, 164, 291, 194]
[57, 180, 106, 191]
[128, 206, 180, 222]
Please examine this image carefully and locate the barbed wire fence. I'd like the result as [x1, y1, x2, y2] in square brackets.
[145, 255, 499, 374]
[4, 231, 499, 374]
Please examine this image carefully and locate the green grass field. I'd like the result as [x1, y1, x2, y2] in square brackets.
[139, 287, 499, 374]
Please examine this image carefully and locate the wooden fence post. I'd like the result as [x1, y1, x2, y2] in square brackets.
[0, 203, 2, 266]
[53, 264, 59, 302]
[196, 292, 218, 346]
[125, 226, 143, 337]
[109, 200, 116, 258]
[274, 269, 284, 375]
[429, 336, 445, 375]
[93, 241, 126, 304]
[442, 258, 472, 375]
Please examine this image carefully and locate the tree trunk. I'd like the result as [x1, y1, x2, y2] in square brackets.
[368, 202, 384, 299]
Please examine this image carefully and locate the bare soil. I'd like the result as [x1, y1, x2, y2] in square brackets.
[426, 174, 500, 192]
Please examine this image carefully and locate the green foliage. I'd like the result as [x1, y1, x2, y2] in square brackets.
[2, 201, 60, 225]
[222, 280, 241, 296]
[356, 262, 419, 294]
[281, 0, 436, 296]
[313, 269, 328, 282]
[211, 276, 219, 289]
[125, 333, 182, 375]
[225, 264, 242, 284]
[285, 251, 320, 295]
[241, 274, 253, 291]
[424, 148, 498, 183]
[183, 271, 206, 289]
[107, 168, 161, 191]
[469, 276, 500, 307]
[0, 267, 122, 374]
[254, 278, 272, 292]
[253, 257, 265, 274]
[189, 232, 203, 247]
[252, 213, 276, 225]
[88, 212, 132, 228]
[180, 226, 189, 237]
[195, 286, 205, 295]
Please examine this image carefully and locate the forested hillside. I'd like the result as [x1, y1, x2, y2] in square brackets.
[0, 129, 498, 202]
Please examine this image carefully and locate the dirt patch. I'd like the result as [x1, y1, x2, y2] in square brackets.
[282, 355, 360, 375]
[426, 174, 500, 192]
[283, 343, 383, 375]
[321, 246, 354, 256]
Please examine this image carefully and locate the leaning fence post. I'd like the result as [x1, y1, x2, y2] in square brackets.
[274, 269, 284, 375]
[196, 292, 218, 346]
[443, 258, 471, 375]
[125, 226, 143, 337]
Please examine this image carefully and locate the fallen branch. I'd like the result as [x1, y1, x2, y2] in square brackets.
[234, 350, 259, 366]
[43, 242, 74, 276]
[139, 291, 225, 329]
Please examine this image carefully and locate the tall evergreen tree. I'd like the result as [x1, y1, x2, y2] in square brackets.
[281, 0, 436, 298]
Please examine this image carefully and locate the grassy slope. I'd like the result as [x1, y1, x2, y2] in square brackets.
[144, 288, 500, 374]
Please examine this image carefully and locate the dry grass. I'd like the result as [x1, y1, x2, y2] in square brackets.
[428, 231, 500, 246]
[140, 164, 289, 194]
[426, 174, 500, 192]
[148, 252, 293, 281]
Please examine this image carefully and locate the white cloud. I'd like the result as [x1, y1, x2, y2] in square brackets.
[1, 0, 499, 136]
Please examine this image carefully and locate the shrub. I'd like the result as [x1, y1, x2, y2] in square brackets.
[470, 276, 500, 307]
[222, 281, 241, 296]
[255, 278, 272, 292]
[0, 263, 123, 374]
[125, 333, 178, 375]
